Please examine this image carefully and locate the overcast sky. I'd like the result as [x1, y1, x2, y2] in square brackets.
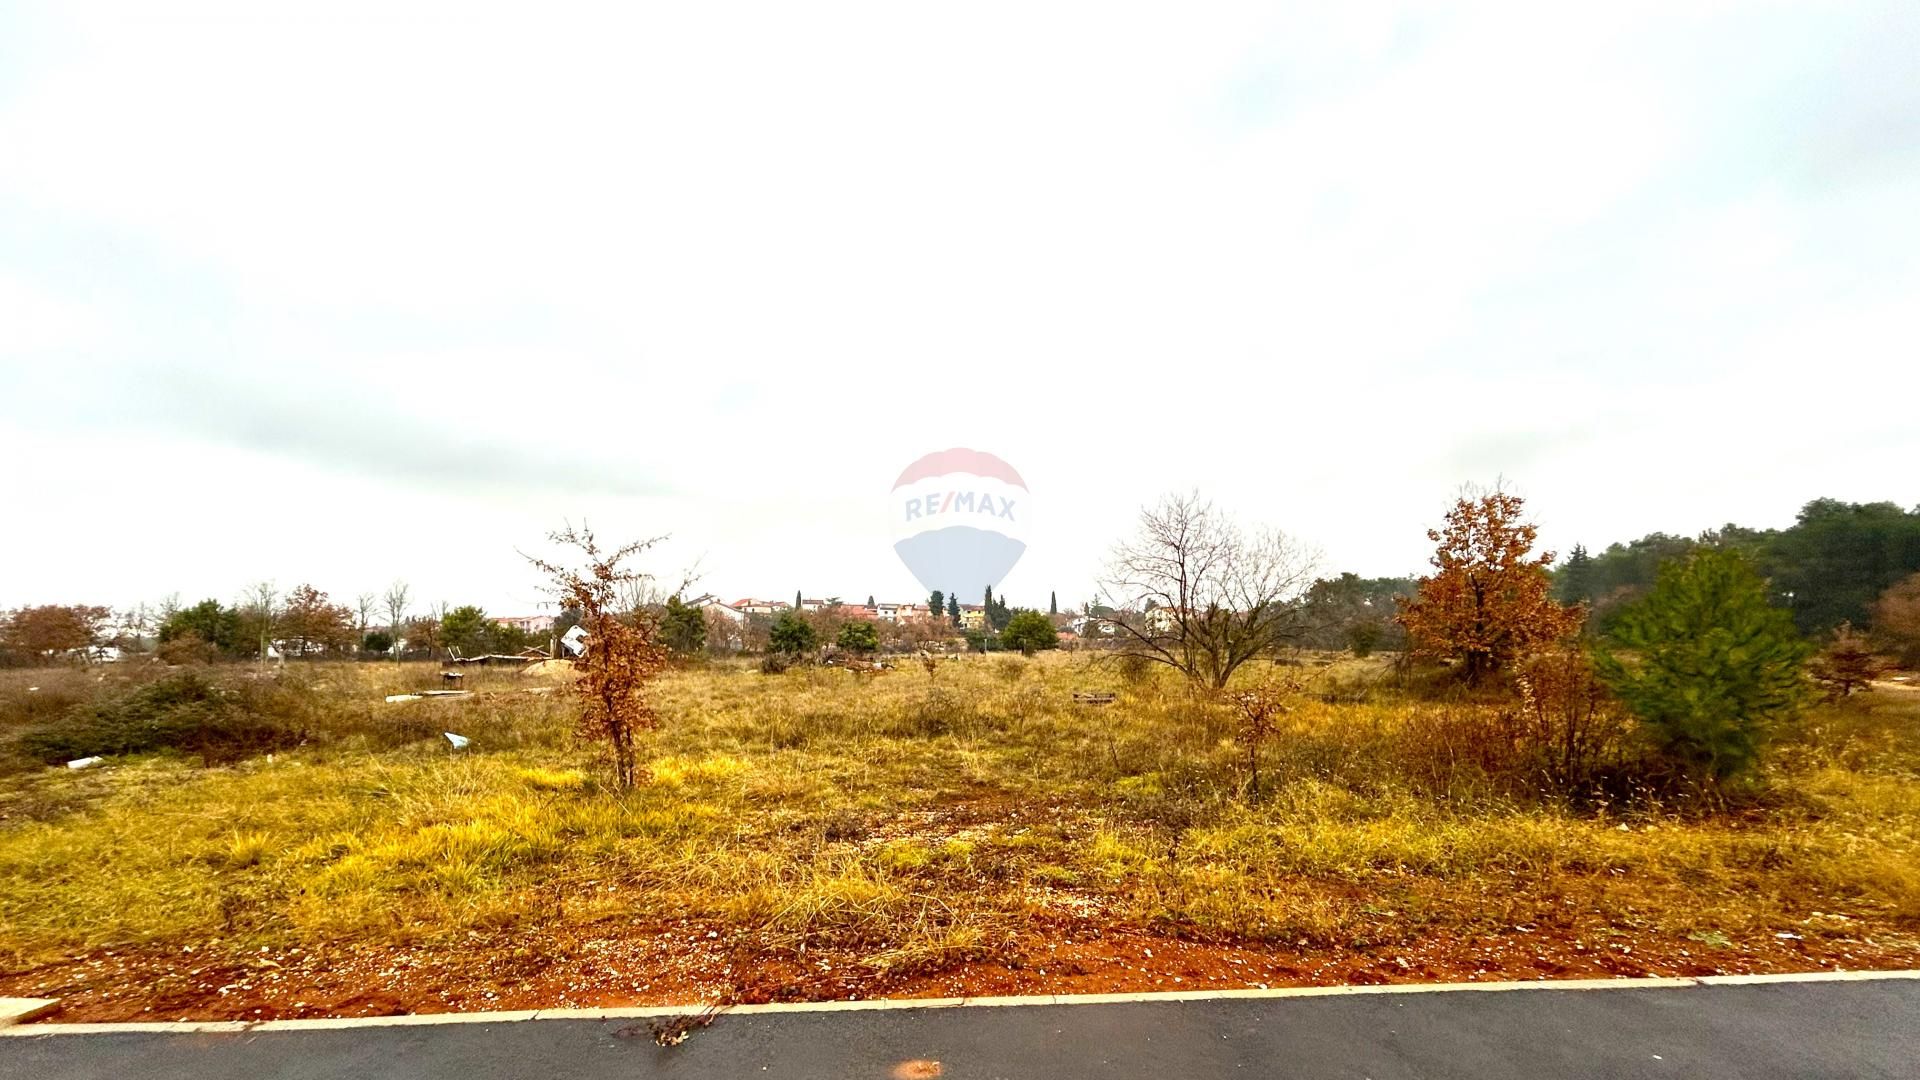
[3, 2, 1916, 618]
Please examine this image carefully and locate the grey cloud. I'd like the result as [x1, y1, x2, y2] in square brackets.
[164, 371, 673, 499]
[6, 364, 671, 499]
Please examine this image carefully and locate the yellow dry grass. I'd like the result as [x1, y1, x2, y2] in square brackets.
[0, 654, 1916, 971]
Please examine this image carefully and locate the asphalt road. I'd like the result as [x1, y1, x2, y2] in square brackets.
[4, 978, 1917, 1080]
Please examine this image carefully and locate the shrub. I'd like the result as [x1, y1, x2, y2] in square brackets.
[1597, 548, 1810, 783]
[1508, 646, 1631, 793]
[962, 629, 1002, 653]
[20, 670, 311, 766]
[1391, 704, 1516, 798]
[836, 620, 879, 654]
[1230, 680, 1295, 799]
[1346, 622, 1380, 658]
[0, 668, 104, 730]
[1116, 652, 1154, 686]
[991, 655, 1027, 683]
[892, 687, 975, 738]
[769, 611, 816, 656]
[1002, 611, 1059, 656]
[156, 631, 218, 665]
[1809, 622, 1890, 701]
[1872, 571, 1920, 668]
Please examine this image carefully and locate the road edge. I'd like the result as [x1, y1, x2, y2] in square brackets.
[7, 968, 1919, 1036]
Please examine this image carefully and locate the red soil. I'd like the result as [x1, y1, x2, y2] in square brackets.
[5, 913, 1914, 1024]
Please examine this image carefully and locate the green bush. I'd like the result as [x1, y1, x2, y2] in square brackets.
[1001, 611, 1059, 656]
[836, 620, 879, 654]
[20, 671, 312, 766]
[769, 611, 816, 655]
[1597, 548, 1810, 783]
[962, 629, 1002, 653]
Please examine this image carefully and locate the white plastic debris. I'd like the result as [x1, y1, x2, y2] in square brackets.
[444, 732, 471, 750]
[66, 756, 103, 770]
[385, 693, 423, 704]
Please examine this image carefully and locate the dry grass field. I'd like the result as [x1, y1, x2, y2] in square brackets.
[1, 654, 1916, 1020]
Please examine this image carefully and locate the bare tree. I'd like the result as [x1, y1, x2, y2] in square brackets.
[355, 592, 378, 645]
[239, 581, 279, 666]
[1099, 491, 1318, 689]
[383, 581, 411, 663]
[614, 553, 703, 618]
[617, 576, 669, 618]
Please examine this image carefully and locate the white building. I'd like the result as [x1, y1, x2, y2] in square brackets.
[733, 599, 791, 616]
[694, 596, 746, 622]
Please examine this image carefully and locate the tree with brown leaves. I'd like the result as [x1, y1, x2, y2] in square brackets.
[526, 525, 672, 789]
[1, 604, 112, 664]
[1231, 677, 1299, 800]
[1810, 621, 1890, 701]
[280, 584, 356, 657]
[1872, 571, 1920, 669]
[1397, 491, 1582, 685]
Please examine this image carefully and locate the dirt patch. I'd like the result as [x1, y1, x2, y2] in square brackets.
[6, 913, 1915, 1024]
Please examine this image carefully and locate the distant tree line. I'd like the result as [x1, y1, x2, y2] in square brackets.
[1555, 498, 1920, 638]
[0, 581, 562, 667]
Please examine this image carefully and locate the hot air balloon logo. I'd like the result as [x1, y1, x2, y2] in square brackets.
[889, 449, 1030, 596]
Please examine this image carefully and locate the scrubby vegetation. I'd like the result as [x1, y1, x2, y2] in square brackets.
[1, 649, 1915, 1017]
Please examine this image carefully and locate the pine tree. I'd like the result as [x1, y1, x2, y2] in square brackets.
[866, 595, 875, 608]
[1809, 622, 1889, 701]
[794, 589, 802, 611]
[928, 590, 944, 620]
[1558, 543, 1596, 605]
[1597, 548, 1810, 781]
[661, 595, 706, 654]
[1049, 591, 1057, 615]
[947, 594, 961, 625]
